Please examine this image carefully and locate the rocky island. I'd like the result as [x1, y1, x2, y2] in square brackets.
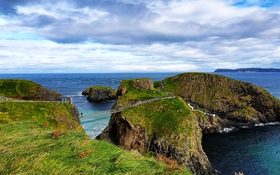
[82, 85, 117, 102]
[98, 73, 280, 175]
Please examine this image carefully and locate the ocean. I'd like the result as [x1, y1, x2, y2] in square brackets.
[0, 72, 279, 175]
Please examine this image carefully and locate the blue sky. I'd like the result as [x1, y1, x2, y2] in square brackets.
[0, 0, 279, 73]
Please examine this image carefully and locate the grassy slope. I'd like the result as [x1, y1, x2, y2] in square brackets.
[0, 79, 191, 175]
[0, 101, 192, 175]
[123, 98, 194, 137]
[157, 73, 279, 120]
[0, 102, 79, 127]
[0, 79, 40, 97]
[116, 79, 171, 108]
[0, 79, 60, 100]
[117, 79, 200, 152]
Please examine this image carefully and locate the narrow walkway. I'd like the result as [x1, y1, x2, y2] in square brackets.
[110, 95, 217, 117]
[187, 103, 216, 117]
[0, 96, 72, 104]
[110, 96, 175, 114]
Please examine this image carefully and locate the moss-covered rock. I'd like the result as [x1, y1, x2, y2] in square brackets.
[98, 79, 215, 175]
[0, 79, 61, 101]
[157, 73, 280, 132]
[82, 86, 116, 102]
[131, 78, 154, 90]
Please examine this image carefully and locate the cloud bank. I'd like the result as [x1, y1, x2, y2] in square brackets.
[0, 0, 279, 72]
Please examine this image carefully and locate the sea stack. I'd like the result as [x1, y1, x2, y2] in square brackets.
[82, 86, 117, 102]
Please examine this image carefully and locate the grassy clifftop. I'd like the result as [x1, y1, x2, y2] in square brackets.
[0, 103, 189, 174]
[99, 78, 210, 174]
[123, 97, 195, 138]
[157, 73, 280, 123]
[115, 79, 171, 108]
[117, 78, 197, 140]
[0, 79, 190, 175]
[0, 79, 61, 101]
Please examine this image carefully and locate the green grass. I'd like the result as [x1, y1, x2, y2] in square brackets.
[122, 97, 196, 139]
[0, 102, 191, 175]
[157, 72, 280, 119]
[0, 79, 61, 101]
[86, 86, 114, 91]
[0, 121, 181, 175]
[117, 79, 171, 107]
[0, 102, 79, 129]
[0, 79, 41, 98]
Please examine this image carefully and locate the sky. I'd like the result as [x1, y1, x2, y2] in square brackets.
[0, 0, 280, 73]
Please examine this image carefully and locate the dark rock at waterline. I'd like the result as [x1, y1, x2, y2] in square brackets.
[82, 86, 116, 102]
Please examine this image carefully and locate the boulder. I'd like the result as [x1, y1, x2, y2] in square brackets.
[131, 78, 154, 90]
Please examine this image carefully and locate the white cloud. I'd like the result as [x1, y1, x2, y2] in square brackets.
[0, 0, 279, 72]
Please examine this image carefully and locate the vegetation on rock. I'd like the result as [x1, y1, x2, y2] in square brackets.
[0, 103, 191, 174]
[82, 85, 117, 102]
[115, 79, 171, 108]
[0, 79, 61, 101]
[99, 73, 280, 174]
[99, 78, 213, 175]
[157, 73, 280, 130]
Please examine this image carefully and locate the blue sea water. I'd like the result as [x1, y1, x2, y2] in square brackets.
[0, 72, 279, 175]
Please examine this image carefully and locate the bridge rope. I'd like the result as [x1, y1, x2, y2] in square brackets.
[110, 96, 176, 114]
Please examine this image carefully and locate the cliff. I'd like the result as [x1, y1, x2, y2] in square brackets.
[0, 79, 191, 175]
[98, 78, 216, 174]
[156, 73, 280, 133]
[98, 73, 280, 174]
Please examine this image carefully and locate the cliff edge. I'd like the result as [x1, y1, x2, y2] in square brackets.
[98, 78, 216, 174]
[98, 73, 280, 174]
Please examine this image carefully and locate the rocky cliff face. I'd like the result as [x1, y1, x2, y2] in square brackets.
[98, 78, 216, 175]
[82, 86, 116, 102]
[157, 73, 280, 133]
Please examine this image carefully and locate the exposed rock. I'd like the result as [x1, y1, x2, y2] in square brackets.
[117, 86, 127, 96]
[98, 111, 216, 175]
[132, 78, 154, 90]
[82, 86, 116, 102]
